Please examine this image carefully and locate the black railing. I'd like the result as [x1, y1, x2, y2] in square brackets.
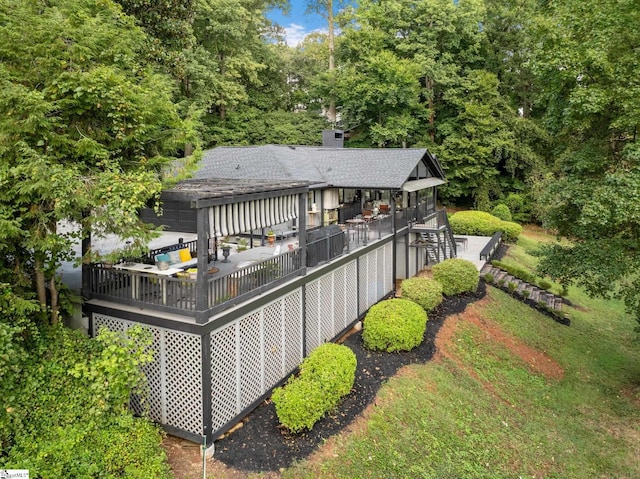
[307, 226, 347, 267]
[480, 231, 503, 261]
[86, 266, 199, 311]
[146, 239, 198, 262]
[338, 203, 361, 224]
[86, 248, 303, 316]
[207, 249, 301, 309]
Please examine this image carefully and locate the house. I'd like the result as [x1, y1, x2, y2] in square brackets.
[82, 142, 460, 451]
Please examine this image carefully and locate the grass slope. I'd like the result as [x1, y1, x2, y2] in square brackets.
[283, 228, 640, 479]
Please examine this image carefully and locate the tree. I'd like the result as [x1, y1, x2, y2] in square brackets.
[436, 70, 516, 208]
[334, 50, 425, 147]
[0, 0, 196, 323]
[306, 0, 342, 124]
[534, 0, 640, 320]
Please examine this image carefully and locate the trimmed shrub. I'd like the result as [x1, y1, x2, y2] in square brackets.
[504, 193, 533, 223]
[449, 210, 522, 242]
[491, 204, 512, 222]
[272, 343, 356, 433]
[400, 277, 443, 312]
[492, 260, 536, 284]
[432, 258, 479, 296]
[362, 299, 427, 352]
[538, 279, 553, 290]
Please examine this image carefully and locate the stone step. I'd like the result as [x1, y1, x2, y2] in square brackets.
[480, 263, 493, 275]
[530, 288, 540, 302]
[553, 297, 563, 310]
[496, 271, 508, 282]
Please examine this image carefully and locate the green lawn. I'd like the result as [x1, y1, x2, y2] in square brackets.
[281, 229, 640, 479]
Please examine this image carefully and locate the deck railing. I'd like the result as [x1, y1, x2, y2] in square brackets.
[306, 228, 348, 267]
[86, 215, 396, 316]
[86, 248, 303, 316]
[207, 249, 301, 310]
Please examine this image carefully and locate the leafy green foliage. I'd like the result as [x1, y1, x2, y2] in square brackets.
[0, 0, 197, 322]
[400, 277, 443, 312]
[0, 286, 169, 476]
[491, 204, 512, 222]
[205, 109, 327, 146]
[432, 258, 479, 296]
[449, 210, 522, 242]
[502, 193, 533, 223]
[533, 0, 640, 320]
[363, 299, 427, 352]
[491, 260, 535, 284]
[272, 343, 356, 433]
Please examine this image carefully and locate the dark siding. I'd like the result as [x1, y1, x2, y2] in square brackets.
[140, 201, 197, 233]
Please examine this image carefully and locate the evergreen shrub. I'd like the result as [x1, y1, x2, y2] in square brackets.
[432, 258, 480, 296]
[492, 260, 536, 284]
[362, 299, 427, 352]
[449, 210, 522, 242]
[272, 343, 356, 433]
[538, 279, 553, 290]
[491, 204, 512, 222]
[400, 277, 443, 312]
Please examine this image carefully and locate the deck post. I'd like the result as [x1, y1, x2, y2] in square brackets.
[196, 207, 209, 314]
[201, 330, 213, 447]
[298, 192, 307, 272]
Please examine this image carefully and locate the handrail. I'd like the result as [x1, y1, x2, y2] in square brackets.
[480, 231, 503, 261]
[441, 209, 457, 258]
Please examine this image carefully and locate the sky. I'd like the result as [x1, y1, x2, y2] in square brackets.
[267, 2, 328, 46]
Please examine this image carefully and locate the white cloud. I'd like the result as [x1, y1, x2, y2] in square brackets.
[283, 23, 327, 47]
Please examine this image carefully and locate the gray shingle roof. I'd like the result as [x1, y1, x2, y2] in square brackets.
[196, 145, 444, 190]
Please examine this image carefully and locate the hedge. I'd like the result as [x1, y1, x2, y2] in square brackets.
[400, 277, 443, 312]
[362, 298, 427, 352]
[449, 210, 522, 242]
[272, 343, 356, 433]
[491, 204, 512, 222]
[431, 258, 479, 296]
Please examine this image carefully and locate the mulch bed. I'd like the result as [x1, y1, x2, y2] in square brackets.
[213, 281, 488, 472]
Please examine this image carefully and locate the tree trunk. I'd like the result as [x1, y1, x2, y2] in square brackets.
[34, 255, 48, 323]
[327, 1, 336, 124]
[184, 143, 193, 157]
[426, 76, 435, 143]
[50, 276, 59, 325]
[219, 55, 226, 120]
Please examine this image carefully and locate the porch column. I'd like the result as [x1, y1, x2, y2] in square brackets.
[196, 207, 209, 318]
[298, 192, 307, 273]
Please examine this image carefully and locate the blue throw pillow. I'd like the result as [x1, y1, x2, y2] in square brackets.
[155, 253, 171, 263]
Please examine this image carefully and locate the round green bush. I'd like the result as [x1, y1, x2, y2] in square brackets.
[362, 298, 427, 352]
[538, 279, 553, 290]
[449, 210, 522, 242]
[491, 204, 512, 222]
[400, 277, 443, 312]
[272, 343, 356, 433]
[431, 258, 479, 296]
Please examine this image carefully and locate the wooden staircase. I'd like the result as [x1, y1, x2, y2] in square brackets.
[409, 209, 457, 266]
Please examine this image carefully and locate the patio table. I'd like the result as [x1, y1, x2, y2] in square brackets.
[114, 262, 182, 305]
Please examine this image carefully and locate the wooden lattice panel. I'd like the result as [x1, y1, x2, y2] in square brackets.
[92, 313, 203, 436]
